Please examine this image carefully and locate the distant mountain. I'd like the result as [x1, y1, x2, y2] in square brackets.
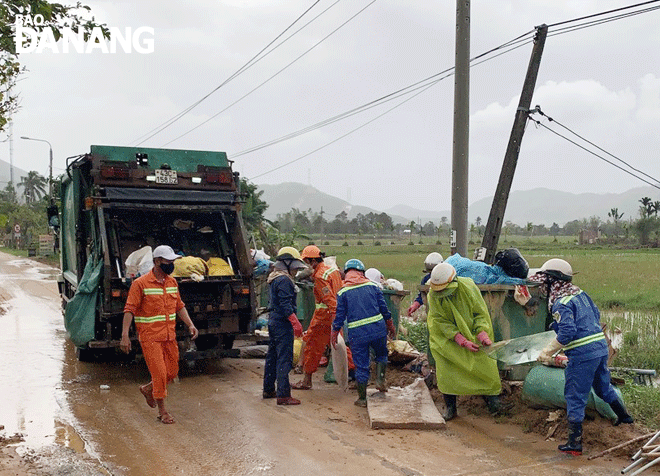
[257, 182, 409, 223]
[257, 182, 659, 227]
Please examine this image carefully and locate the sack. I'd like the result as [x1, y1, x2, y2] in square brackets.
[125, 246, 153, 278]
[494, 248, 529, 279]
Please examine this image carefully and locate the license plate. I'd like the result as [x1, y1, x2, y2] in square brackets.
[155, 169, 178, 184]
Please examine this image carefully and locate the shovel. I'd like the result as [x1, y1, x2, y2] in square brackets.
[481, 330, 557, 366]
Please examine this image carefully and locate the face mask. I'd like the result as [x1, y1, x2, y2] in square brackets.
[160, 262, 175, 275]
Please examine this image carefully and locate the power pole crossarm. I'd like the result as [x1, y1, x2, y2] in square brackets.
[480, 24, 548, 264]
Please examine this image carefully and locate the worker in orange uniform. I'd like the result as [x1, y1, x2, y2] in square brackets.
[292, 245, 355, 390]
[120, 245, 198, 424]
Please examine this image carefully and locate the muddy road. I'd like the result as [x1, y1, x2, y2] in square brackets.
[0, 250, 635, 475]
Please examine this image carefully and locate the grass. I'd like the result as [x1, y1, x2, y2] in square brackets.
[316, 238, 660, 311]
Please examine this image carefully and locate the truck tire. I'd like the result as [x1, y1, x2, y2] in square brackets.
[75, 346, 95, 362]
[222, 335, 235, 350]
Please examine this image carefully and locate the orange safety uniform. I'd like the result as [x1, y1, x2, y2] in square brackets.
[124, 269, 185, 399]
[302, 262, 355, 374]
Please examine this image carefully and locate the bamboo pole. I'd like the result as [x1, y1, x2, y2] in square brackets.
[587, 432, 657, 460]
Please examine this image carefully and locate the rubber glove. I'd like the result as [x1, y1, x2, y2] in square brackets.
[386, 319, 396, 339]
[476, 331, 492, 346]
[288, 313, 303, 338]
[454, 333, 479, 352]
[537, 337, 563, 363]
[330, 329, 340, 349]
[407, 301, 421, 316]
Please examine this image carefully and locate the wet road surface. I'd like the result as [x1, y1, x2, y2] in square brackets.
[0, 250, 633, 475]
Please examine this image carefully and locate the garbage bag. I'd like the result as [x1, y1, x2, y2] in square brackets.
[173, 256, 208, 277]
[125, 246, 153, 278]
[64, 257, 103, 346]
[494, 248, 529, 279]
[207, 257, 234, 276]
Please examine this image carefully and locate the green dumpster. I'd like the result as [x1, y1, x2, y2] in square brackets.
[382, 289, 409, 339]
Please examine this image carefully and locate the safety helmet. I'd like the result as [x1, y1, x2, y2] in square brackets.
[424, 252, 444, 272]
[365, 268, 384, 285]
[429, 263, 456, 291]
[344, 258, 365, 273]
[301, 245, 322, 259]
[276, 246, 302, 261]
[540, 258, 573, 282]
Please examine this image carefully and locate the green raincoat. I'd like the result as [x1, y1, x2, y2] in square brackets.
[428, 277, 501, 396]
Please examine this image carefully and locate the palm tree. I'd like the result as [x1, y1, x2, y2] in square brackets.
[18, 171, 47, 204]
[608, 208, 624, 238]
[639, 197, 653, 218]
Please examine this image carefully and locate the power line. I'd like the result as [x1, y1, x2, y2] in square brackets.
[527, 110, 660, 191]
[547, 0, 660, 28]
[231, 32, 535, 159]
[250, 77, 438, 180]
[549, 4, 660, 38]
[160, 0, 378, 147]
[131, 0, 326, 145]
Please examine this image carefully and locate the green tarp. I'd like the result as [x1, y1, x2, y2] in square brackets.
[64, 257, 103, 346]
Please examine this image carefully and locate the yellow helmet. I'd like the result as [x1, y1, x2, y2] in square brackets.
[277, 246, 302, 261]
[429, 263, 456, 291]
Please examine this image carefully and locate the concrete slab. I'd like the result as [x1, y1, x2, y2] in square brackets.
[367, 378, 446, 430]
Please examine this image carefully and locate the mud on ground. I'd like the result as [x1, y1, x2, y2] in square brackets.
[382, 363, 650, 460]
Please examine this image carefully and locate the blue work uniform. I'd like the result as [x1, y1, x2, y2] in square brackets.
[552, 291, 618, 423]
[413, 273, 431, 306]
[263, 274, 297, 398]
[333, 281, 392, 384]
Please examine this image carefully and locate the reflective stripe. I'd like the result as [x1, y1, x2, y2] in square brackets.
[337, 281, 378, 296]
[559, 291, 583, 305]
[143, 288, 164, 295]
[347, 313, 383, 329]
[562, 331, 606, 351]
[165, 287, 178, 294]
[321, 268, 335, 280]
[134, 313, 176, 324]
[315, 303, 328, 309]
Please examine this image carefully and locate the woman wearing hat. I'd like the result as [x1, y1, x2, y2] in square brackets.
[426, 262, 505, 421]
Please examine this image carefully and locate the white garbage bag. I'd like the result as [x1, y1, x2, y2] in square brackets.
[125, 246, 153, 278]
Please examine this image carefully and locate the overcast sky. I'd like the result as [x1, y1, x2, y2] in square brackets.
[7, 0, 660, 213]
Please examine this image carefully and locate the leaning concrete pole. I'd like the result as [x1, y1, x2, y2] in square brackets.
[451, 0, 470, 257]
[480, 25, 548, 264]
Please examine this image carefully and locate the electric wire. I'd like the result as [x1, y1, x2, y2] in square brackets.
[160, 0, 378, 147]
[549, 5, 660, 38]
[131, 0, 325, 145]
[527, 114, 660, 191]
[231, 32, 535, 159]
[547, 0, 660, 28]
[530, 109, 660, 186]
[250, 78, 437, 180]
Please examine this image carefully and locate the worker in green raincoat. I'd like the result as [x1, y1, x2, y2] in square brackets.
[427, 262, 507, 420]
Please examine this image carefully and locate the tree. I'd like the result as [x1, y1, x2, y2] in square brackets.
[639, 197, 653, 218]
[608, 208, 624, 238]
[1, 1, 106, 133]
[17, 170, 46, 204]
[0, 182, 17, 203]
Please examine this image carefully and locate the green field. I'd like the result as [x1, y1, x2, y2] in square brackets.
[311, 238, 660, 311]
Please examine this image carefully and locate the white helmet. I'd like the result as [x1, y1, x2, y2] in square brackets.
[540, 258, 573, 282]
[429, 263, 456, 291]
[424, 252, 444, 272]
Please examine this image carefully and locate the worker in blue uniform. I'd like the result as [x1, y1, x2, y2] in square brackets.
[407, 252, 443, 316]
[533, 258, 633, 456]
[262, 247, 306, 406]
[331, 259, 396, 407]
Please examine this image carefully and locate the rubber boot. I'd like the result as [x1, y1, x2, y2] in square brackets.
[355, 383, 367, 407]
[609, 399, 634, 426]
[375, 362, 387, 392]
[484, 395, 513, 416]
[558, 422, 583, 455]
[443, 394, 457, 421]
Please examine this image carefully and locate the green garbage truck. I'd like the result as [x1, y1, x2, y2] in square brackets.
[56, 145, 255, 361]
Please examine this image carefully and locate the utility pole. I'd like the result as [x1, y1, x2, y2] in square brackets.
[479, 24, 548, 264]
[451, 0, 470, 257]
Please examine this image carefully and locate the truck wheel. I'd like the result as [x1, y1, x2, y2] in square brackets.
[75, 346, 95, 362]
[222, 335, 235, 350]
